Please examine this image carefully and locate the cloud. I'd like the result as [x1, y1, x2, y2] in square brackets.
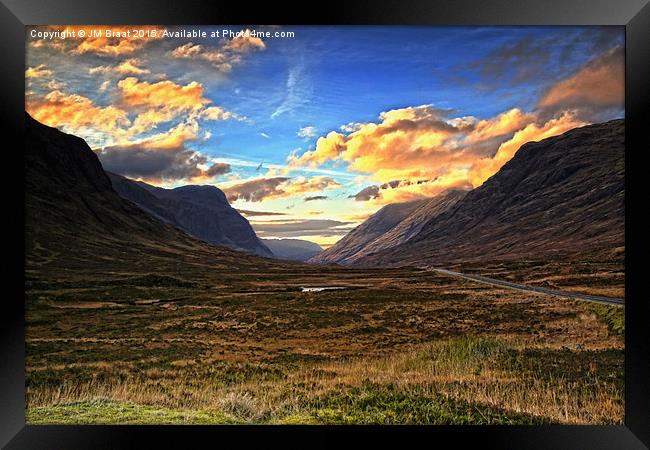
[287, 104, 481, 195]
[339, 122, 364, 133]
[97, 120, 231, 183]
[537, 46, 623, 120]
[287, 43, 623, 202]
[455, 28, 622, 91]
[89, 58, 151, 75]
[298, 126, 317, 139]
[222, 176, 341, 203]
[26, 90, 131, 143]
[223, 31, 266, 52]
[350, 185, 380, 201]
[467, 111, 586, 187]
[118, 76, 209, 112]
[250, 219, 354, 238]
[27, 73, 242, 150]
[237, 209, 287, 217]
[466, 35, 553, 87]
[351, 176, 472, 204]
[463, 108, 535, 144]
[25, 64, 52, 78]
[117, 77, 243, 134]
[29, 26, 165, 56]
[169, 30, 265, 72]
[304, 195, 328, 202]
[205, 162, 232, 177]
[271, 63, 311, 118]
[287, 105, 464, 181]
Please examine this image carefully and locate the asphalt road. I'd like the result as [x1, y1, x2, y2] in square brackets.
[429, 268, 624, 306]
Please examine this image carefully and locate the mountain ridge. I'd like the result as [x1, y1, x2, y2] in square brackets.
[312, 120, 624, 268]
[108, 173, 273, 257]
[24, 113, 286, 273]
[355, 119, 625, 267]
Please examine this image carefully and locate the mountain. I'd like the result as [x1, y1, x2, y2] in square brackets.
[261, 239, 322, 261]
[24, 113, 281, 273]
[352, 119, 624, 267]
[308, 199, 429, 265]
[108, 173, 273, 257]
[310, 190, 466, 265]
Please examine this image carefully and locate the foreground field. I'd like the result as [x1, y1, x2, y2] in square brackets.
[25, 264, 624, 425]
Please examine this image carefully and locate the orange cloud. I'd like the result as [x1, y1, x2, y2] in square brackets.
[118, 76, 208, 112]
[132, 119, 201, 149]
[223, 31, 266, 52]
[27, 76, 242, 150]
[26, 90, 131, 141]
[287, 105, 497, 197]
[89, 58, 151, 75]
[463, 108, 535, 144]
[170, 30, 266, 72]
[468, 111, 586, 187]
[115, 77, 243, 133]
[30, 26, 164, 56]
[287, 103, 595, 205]
[25, 64, 52, 78]
[538, 46, 624, 113]
[288, 105, 464, 180]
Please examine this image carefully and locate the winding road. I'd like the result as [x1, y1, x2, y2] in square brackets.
[429, 268, 624, 306]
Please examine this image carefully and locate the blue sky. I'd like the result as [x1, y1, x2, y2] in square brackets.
[26, 26, 624, 246]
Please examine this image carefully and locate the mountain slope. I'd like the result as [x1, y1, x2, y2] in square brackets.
[355, 119, 625, 267]
[309, 199, 429, 265]
[108, 173, 272, 257]
[311, 190, 467, 265]
[261, 239, 322, 261]
[24, 113, 282, 273]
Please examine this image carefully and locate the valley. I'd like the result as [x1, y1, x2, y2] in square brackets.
[24, 113, 625, 425]
[26, 262, 624, 424]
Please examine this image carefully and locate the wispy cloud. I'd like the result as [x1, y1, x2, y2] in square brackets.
[271, 62, 311, 119]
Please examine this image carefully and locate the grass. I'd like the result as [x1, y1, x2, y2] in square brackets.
[26, 336, 623, 425]
[586, 304, 625, 338]
[25, 259, 625, 425]
[27, 401, 236, 424]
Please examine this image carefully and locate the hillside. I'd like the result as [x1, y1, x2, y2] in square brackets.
[309, 199, 429, 265]
[108, 173, 272, 257]
[24, 113, 286, 275]
[311, 190, 466, 265]
[354, 120, 624, 267]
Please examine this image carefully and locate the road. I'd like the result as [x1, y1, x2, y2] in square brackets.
[429, 268, 624, 306]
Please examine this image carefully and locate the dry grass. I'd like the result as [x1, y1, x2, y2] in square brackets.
[27, 335, 623, 425]
[25, 263, 624, 425]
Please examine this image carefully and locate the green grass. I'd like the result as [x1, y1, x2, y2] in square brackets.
[27, 400, 236, 424]
[305, 382, 551, 425]
[587, 304, 625, 337]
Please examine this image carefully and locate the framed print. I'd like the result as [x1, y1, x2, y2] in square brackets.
[2, 0, 649, 448]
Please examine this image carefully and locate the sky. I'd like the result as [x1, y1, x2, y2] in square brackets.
[26, 26, 624, 247]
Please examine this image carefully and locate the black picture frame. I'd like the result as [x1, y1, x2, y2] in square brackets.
[2, 1, 648, 448]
